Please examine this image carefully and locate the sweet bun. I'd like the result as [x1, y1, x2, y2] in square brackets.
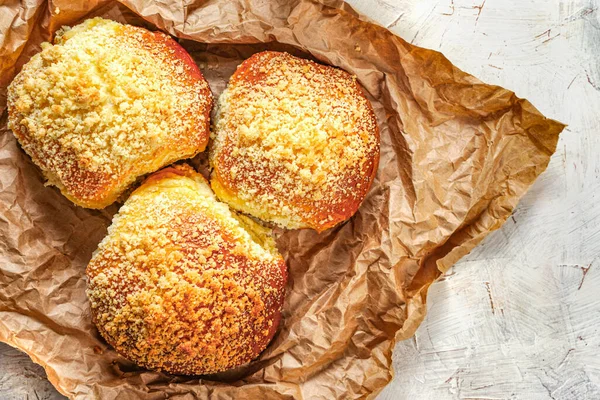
[209, 51, 379, 232]
[86, 164, 287, 375]
[7, 18, 212, 209]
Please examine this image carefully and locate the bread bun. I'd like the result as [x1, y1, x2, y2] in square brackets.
[209, 51, 379, 232]
[86, 164, 287, 375]
[7, 18, 212, 209]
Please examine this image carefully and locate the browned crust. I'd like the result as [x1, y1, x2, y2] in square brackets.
[7, 20, 213, 209]
[86, 164, 287, 375]
[210, 51, 380, 232]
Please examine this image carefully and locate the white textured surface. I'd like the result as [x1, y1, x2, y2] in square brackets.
[1, 0, 599, 399]
[366, 0, 600, 399]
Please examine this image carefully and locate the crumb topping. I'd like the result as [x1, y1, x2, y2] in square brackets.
[7, 17, 212, 208]
[86, 165, 286, 374]
[210, 51, 379, 231]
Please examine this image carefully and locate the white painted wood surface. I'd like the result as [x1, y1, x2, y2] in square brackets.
[1, 0, 599, 398]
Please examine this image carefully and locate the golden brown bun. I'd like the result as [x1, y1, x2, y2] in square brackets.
[86, 164, 287, 375]
[210, 51, 379, 232]
[7, 18, 212, 209]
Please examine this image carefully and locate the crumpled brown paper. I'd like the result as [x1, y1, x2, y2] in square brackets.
[0, 0, 565, 398]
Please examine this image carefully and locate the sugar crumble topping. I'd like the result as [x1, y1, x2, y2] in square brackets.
[7, 17, 212, 208]
[210, 51, 379, 231]
[86, 165, 286, 374]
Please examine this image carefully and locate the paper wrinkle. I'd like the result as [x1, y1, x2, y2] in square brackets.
[0, 0, 564, 398]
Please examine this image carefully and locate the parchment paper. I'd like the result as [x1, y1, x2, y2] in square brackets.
[0, 0, 565, 398]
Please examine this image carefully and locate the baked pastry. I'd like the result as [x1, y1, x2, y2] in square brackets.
[209, 51, 379, 232]
[86, 164, 287, 375]
[7, 18, 212, 209]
